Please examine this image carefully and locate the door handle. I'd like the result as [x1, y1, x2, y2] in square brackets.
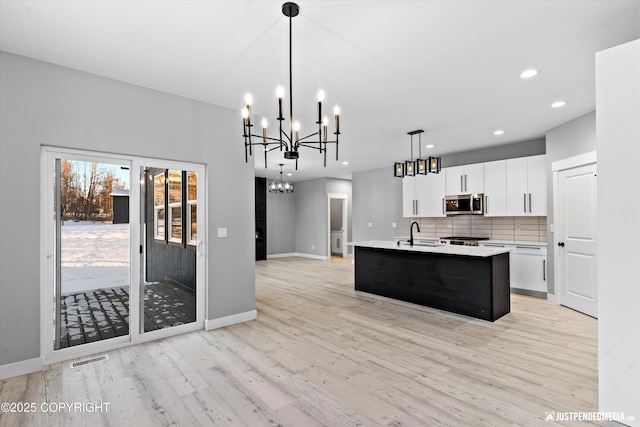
[529, 193, 532, 213]
[557, 242, 565, 247]
[197, 240, 204, 255]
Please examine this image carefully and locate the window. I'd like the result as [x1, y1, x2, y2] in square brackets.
[187, 171, 197, 245]
[154, 172, 165, 240]
[167, 170, 182, 244]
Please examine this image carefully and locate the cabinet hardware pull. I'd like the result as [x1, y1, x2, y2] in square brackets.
[485, 195, 488, 213]
[543, 259, 546, 281]
[460, 175, 463, 192]
[442, 198, 445, 214]
[529, 193, 532, 213]
[523, 193, 527, 213]
[465, 174, 468, 192]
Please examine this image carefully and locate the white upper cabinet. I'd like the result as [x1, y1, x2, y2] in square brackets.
[402, 175, 428, 218]
[526, 155, 547, 216]
[506, 155, 547, 216]
[426, 171, 446, 217]
[445, 163, 484, 195]
[483, 160, 507, 217]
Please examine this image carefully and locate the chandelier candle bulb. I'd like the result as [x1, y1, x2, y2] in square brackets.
[322, 116, 328, 141]
[261, 118, 268, 143]
[276, 86, 284, 119]
[334, 105, 340, 133]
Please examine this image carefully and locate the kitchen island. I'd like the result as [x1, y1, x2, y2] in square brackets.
[352, 241, 511, 321]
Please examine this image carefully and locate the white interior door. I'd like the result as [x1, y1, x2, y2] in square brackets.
[556, 162, 597, 317]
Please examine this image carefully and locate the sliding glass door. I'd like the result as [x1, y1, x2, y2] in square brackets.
[43, 148, 206, 362]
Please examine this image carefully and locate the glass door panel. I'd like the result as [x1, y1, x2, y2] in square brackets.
[141, 167, 197, 333]
[54, 157, 131, 350]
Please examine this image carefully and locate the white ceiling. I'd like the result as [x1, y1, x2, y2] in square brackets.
[1, 1, 639, 182]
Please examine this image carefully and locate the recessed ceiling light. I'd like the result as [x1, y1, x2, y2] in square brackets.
[520, 69, 539, 79]
[426, 144, 434, 149]
[287, 173, 292, 176]
[551, 100, 567, 108]
[342, 161, 349, 165]
[494, 129, 505, 136]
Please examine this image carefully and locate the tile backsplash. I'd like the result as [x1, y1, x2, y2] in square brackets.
[411, 216, 547, 243]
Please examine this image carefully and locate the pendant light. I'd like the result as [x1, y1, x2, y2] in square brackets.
[394, 130, 441, 177]
[268, 164, 294, 194]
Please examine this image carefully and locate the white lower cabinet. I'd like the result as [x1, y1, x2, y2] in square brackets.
[480, 243, 547, 295]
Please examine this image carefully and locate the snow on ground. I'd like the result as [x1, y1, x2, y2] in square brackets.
[61, 221, 130, 293]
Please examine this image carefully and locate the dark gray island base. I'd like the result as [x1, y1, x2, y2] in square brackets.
[354, 244, 510, 321]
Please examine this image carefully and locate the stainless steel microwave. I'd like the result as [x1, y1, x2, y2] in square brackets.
[445, 194, 484, 216]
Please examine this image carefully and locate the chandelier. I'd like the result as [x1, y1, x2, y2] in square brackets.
[269, 164, 294, 194]
[242, 2, 341, 170]
[393, 130, 441, 177]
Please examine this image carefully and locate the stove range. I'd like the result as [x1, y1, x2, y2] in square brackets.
[439, 236, 490, 246]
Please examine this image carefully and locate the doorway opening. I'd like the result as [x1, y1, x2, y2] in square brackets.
[327, 193, 348, 259]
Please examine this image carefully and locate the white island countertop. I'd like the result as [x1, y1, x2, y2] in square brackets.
[349, 240, 511, 258]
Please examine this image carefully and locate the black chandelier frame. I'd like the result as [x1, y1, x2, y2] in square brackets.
[242, 2, 340, 170]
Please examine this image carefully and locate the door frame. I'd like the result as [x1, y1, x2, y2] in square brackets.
[550, 151, 597, 307]
[326, 193, 348, 258]
[40, 147, 207, 364]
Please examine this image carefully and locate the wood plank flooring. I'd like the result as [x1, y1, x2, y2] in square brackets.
[0, 257, 599, 426]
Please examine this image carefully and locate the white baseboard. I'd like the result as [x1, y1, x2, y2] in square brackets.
[267, 253, 329, 261]
[267, 253, 296, 259]
[205, 310, 257, 330]
[293, 253, 329, 260]
[0, 357, 43, 380]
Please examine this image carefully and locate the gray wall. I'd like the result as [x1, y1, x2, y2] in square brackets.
[443, 139, 546, 167]
[270, 177, 353, 258]
[0, 52, 255, 367]
[353, 167, 409, 241]
[544, 111, 596, 294]
[266, 182, 296, 255]
[294, 179, 328, 256]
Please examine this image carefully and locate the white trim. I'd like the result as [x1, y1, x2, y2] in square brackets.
[0, 357, 43, 380]
[267, 252, 330, 260]
[551, 151, 597, 171]
[205, 310, 257, 330]
[267, 253, 296, 259]
[294, 252, 330, 260]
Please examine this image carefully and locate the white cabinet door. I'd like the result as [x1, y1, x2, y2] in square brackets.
[506, 157, 528, 216]
[483, 160, 507, 216]
[510, 253, 547, 293]
[445, 166, 465, 195]
[402, 176, 417, 218]
[426, 172, 446, 217]
[415, 174, 429, 216]
[526, 154, 547, 216]
[464, 163, 484, 194]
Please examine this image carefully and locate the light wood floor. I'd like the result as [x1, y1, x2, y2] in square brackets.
[0, 257, 598, 426]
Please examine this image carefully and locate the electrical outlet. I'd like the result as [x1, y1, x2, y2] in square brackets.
[368, 222, 373, 228]
[312, 245, 315, 250]
[217, 227, 227, 238]
[392, 223, 397, 228]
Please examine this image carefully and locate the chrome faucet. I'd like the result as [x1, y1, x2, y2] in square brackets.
[409, 221, 421, 246]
